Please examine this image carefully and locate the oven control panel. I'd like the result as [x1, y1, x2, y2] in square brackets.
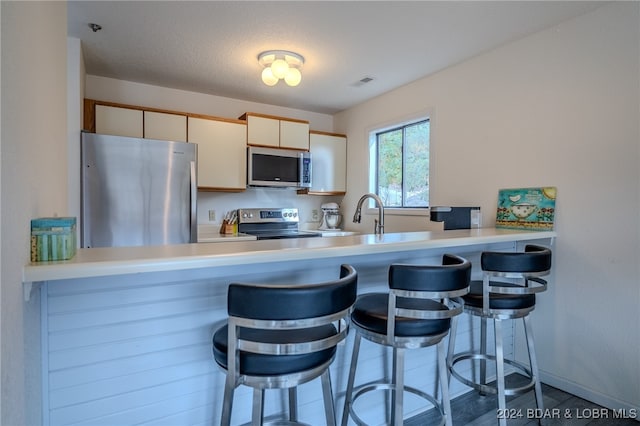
[238, 208, 299, 223]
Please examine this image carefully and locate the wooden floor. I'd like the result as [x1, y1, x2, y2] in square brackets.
[406, 376, 639, 426]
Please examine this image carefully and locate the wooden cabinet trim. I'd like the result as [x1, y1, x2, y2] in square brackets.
[310, 130, 346, 138]
[246, 143, 309, 152]
[198, 186, 246, 193]
[85, 100, 343, 133]
[85, 98, 245, 127]
[90, 100, 147, 112]
[187, 113, 245, 125]
[83, 99, 96, 132]
[239, 112, 309, 125]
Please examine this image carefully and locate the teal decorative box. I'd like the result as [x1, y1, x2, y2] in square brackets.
[30, 217, 77, 262]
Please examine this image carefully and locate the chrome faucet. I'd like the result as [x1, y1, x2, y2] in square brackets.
[353, 193, 385, 234]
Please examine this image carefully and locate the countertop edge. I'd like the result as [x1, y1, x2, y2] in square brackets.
[23, 229, 556, 283]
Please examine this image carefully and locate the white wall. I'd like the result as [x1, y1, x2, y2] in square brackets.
[336, 2, 640, 410]
[84, 77, 344, 231]
[67, 38, 84, 244]
[86, 75, 334, 132]
[1, 2, 69, 425]
[0, 5, 3, 423]
[2, 3, 637, 424]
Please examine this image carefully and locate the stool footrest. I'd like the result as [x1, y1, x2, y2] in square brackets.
[347, 382, 445, 426]
[449, 352, 536, 396]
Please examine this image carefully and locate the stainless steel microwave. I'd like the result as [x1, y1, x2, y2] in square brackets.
[247, 146, 312, 188]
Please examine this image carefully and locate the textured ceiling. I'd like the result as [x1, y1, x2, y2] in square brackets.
[68, 1, 606, 115]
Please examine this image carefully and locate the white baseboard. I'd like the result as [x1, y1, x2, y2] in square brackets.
[540, 369, 640, 413]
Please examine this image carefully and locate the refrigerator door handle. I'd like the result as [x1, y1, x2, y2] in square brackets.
[190, 160, 197, 243]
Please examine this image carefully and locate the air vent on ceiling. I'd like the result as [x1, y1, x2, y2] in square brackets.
[351, 77, 374, 87]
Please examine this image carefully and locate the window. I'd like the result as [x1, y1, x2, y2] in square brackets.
[369, 118, 430, 208]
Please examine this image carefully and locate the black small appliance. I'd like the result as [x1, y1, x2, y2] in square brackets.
[430, 206, 481, 230]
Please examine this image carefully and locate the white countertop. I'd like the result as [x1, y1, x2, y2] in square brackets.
[23, 228, 555, 284]
[197, 224, 256, 243]
[197, 232, 257, 243]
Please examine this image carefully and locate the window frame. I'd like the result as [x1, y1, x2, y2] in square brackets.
[366, 111, 432, 216]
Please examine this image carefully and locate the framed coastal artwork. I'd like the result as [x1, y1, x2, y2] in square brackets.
[496, 187, 557, 230]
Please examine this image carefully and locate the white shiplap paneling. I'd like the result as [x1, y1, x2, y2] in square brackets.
[42, 243, 517, 425]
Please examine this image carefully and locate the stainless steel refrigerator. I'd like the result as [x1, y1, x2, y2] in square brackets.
[81, 132, 197, 248]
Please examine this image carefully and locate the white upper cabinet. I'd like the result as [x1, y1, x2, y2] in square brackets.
[245, 114, 280, 147]
[144, 111, 187, 141]
[280, 120, 310, 150]
[188, 117, 247, 191]
[309, 131, 347, 194]
[93, 103, 187, 142]
[242, 113, 309, 150]
[95, 105, 143, 138]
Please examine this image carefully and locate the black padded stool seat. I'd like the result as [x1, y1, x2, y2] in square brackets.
[447, 245, 552, 426]
[342, 254, 471, 426]
[213, 324, 338, 376]
[481, 249, 552, 273]
[352, 293, 451, 337]
[214, 264, 358, 426]
[463, 281, 536, 311]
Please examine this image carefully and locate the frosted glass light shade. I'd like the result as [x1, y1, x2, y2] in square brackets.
[284, 68, 302, 86]
[271, 59, 289, 79]
[258, 50, 304, 87]
[261, 67, 278, 86]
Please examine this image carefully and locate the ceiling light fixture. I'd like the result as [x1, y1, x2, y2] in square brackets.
[258, 50, 305, 87]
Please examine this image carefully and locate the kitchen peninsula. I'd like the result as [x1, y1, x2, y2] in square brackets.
[25, 228, 555, 426]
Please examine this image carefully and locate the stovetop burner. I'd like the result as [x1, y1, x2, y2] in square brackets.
[237, 208, 321, 240]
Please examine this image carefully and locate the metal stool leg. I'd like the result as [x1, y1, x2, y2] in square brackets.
[438, 340, 453, 426]
[321, 369, 337, 426]
[341, 333, 362, 426]
[288, 388, 298, 422]
[392, 347, 405, 426]
[480, 316, 488, 395]
[494, 319, 507, 426]
[524, 315, 544, 412]
[446, 315, 459, 384]
[221, 375, 235, 426]
[252, 388, 264, 426]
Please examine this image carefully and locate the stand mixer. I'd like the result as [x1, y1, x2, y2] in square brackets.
[319, 203, 342, 230]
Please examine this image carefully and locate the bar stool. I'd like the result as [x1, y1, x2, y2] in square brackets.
[341, 254, 471, 426]
[212, 264, 358, 426]
[447, 244, 552, 426]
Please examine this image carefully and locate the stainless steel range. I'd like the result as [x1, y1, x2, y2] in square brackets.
[237, 208, 321, 240]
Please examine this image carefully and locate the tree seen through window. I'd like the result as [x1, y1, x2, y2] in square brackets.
[376, 119, 429, 207]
